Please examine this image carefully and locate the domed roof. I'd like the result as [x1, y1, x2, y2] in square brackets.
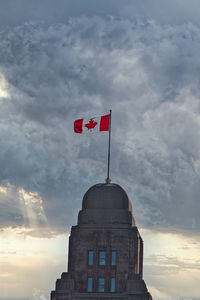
[82, 183, 133, 212]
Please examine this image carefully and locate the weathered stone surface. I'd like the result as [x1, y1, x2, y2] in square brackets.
[51, 183, 152, 300]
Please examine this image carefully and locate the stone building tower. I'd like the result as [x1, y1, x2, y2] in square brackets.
[51, 183, 152, 300]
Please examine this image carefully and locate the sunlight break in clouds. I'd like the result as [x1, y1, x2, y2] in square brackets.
[0, 226, 68, 298]
[19, 188, 47, 228]
[142, 229, 200, 298]
[0, 183, 50, 235]
[0, 72, 9, 99]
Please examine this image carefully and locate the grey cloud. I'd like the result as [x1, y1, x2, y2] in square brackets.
[145, 260, 200, 298]
[0, 184, 23, 227]
[146, 254, 200, 271]
[1, 0, 200, 28]
[0, 17, 200, 237]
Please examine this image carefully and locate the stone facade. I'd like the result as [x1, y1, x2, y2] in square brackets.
[51, 183, 152, 300]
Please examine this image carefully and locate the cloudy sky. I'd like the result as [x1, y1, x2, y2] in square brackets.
[1, 1, 200, 299]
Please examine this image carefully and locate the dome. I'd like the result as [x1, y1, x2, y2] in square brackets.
[82, 183, 133, 212]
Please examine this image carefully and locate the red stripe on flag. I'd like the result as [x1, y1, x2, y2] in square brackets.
[74, 119, 83, 133]
[100, 114, 110, 131]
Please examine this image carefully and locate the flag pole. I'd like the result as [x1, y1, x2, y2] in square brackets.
[106, 109, 112, 184]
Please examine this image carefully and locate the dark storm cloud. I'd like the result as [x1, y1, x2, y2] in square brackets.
[0, 16, 200, 236]
[1, 0, 200, 27]
[0, 184, 23, 227]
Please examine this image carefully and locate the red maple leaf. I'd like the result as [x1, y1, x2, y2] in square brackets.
[85, 119, 98, 130]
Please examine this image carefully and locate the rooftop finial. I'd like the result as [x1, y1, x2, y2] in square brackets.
[105, 177, 111, 184]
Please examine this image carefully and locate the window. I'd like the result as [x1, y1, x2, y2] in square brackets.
[99, 251, 106, 265]
[87, 277, 93, 292]
[88, 250, 94, 266]
[98, 278, 105, 292]
[110, 277, 116, 292]
[111, 251, 116, 266]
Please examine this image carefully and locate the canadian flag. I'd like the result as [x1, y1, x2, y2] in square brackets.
[74, 114, 110, 133]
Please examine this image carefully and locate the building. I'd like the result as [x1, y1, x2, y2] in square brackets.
[51, 183, 152, 300]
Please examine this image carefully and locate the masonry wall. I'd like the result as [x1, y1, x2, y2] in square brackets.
[51, 183, 152, 300]
[68, 225, 142, 293]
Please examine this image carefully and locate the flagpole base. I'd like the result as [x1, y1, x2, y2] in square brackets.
[105, 177, 111, 184]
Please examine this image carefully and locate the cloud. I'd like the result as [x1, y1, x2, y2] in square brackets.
[1, 0, 200, 28]
[0, 256, 63, 298]
[0, 227, 67, 298]
[141, 229, 200, 298]
[1, 3, 200, 300]
[0, 17, 200, 239]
